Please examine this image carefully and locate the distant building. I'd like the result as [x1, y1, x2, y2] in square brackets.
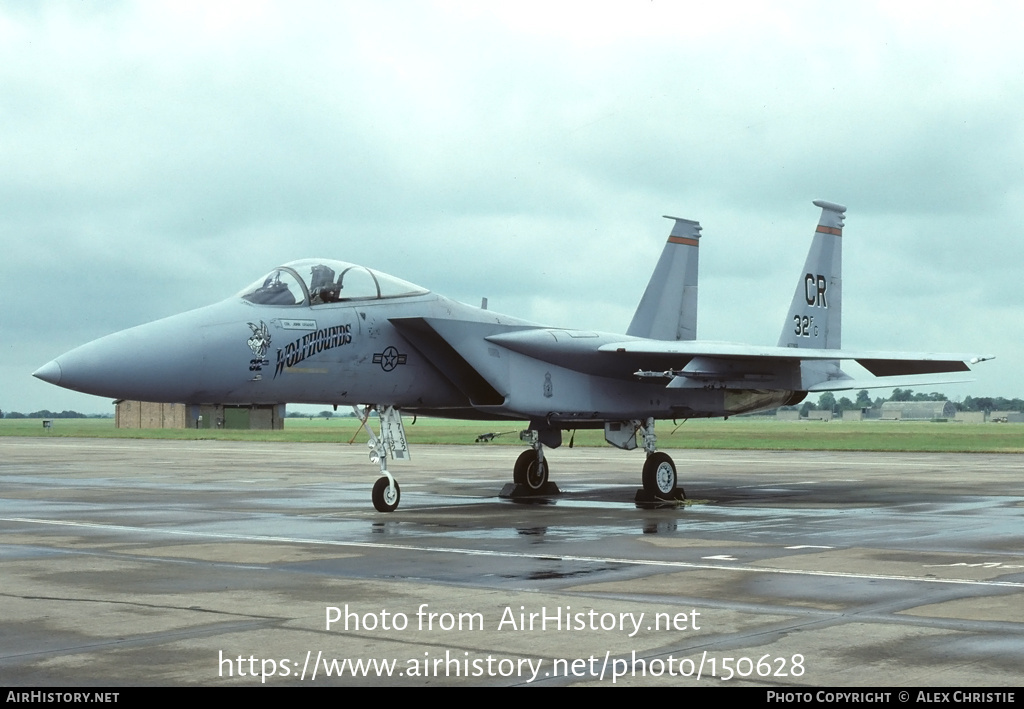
[879, 400, 956, 420]
[115, 401, 285, 429]
[115, 401, 190, 428]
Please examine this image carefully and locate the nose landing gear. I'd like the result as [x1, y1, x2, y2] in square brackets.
[355, 405, 409, 512]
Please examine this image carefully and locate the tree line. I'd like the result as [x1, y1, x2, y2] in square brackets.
[1, 410, 95, 419]
[805, 389, 1024, 415]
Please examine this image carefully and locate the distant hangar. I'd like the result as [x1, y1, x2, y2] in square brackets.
[879, 401, 958, 420]
[115, 400, 284, 429]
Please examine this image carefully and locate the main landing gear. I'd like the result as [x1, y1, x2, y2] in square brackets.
[500, 426, 561, 499]
[355, 405, 409, 512]
[636, 417, 684, 503]
[499, 418, 684, 503]
[514, 448, 549, 491]
[605, 417, 684, 502]
[642, 452, 678, 497]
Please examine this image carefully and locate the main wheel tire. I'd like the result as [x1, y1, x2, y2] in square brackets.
[642, 452, 677, 496]
[372, 476, 401, 512]
[513, 449, 549, 491]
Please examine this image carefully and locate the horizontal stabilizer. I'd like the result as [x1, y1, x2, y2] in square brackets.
[857, 359, 969, 376]
[804, 374, 977, 392]
[600, 340, 990, 365]
[600, 339, 992, 389]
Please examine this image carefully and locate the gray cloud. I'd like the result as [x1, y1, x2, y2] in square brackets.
[4, 2, 1019, 413]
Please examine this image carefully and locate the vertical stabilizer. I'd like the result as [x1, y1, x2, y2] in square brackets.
[627, 216, 701, 341]
[778, 200, 845, 350]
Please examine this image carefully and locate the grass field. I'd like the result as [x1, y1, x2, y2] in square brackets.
[3, 417, 1022, 453]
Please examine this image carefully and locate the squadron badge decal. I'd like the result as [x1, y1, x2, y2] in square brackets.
[247, 321, 271, 372]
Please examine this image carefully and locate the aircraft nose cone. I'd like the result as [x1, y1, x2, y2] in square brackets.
[33, 360, 63, 385]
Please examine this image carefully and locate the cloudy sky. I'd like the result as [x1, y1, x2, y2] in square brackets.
[3, 1, 1021, 414]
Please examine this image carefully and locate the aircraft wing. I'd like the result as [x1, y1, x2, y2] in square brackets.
[598, 341, 990, 375]
[597, 340, 993, 391]
[482, 327, 991, 393]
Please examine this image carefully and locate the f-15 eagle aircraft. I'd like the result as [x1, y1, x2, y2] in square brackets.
[34, 201, 991, 512]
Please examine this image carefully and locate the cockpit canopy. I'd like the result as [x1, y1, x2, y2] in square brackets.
[238, 259, 429, 306]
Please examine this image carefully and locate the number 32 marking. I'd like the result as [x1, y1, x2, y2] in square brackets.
[793, 315, 818, 337]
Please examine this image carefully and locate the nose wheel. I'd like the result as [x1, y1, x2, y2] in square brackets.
[355, 405, 409, 512]
[372, 476, 401, 512]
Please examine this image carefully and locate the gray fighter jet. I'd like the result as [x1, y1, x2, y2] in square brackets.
[34, 201, 991, 511]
